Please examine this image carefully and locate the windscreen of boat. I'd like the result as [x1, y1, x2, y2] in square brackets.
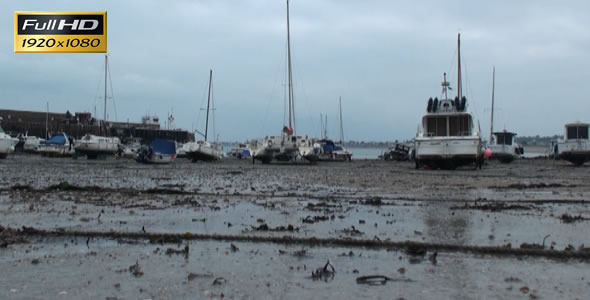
[567, 126, 589, 140]
[448, 115, 472, 136]
[494, 133, 513, 145]
[425, 116, 447, 136]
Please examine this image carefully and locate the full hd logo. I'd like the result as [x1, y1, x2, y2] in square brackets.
[14, 11, 107, 53]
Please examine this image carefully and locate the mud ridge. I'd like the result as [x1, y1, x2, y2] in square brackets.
[10, 226, 590, 260]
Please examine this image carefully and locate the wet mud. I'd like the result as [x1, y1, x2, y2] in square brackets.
[1, 155, 590, 298]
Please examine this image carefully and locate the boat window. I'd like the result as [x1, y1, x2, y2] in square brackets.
[567, 126, 589, 140]
[448, 115, 471, 136]
[426, 116, 447, 136]
[495, 133, 513, 145]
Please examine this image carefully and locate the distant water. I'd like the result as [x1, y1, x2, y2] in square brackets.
[348, 147, 384, 160]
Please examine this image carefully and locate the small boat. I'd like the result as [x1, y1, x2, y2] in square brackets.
[380, 143, 412, 161]
[135, 138, 177, 164]
[185, 70, 224, 162]
[556, 122, 590, 166]
[489, 130, 523, 163]
[17, 133, 43, 153]
[314, 97, 352, 162]
[75, 134, 120, 159]
[228, 143, 254, 159]
[414, 34, 483, 170]
[486, 68, 522, 163]
[38, 133, 75, 157]
[253, 0, 318, 164]
[0, 122, 19, 159]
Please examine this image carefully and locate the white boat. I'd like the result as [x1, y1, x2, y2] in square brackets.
[557, 122, 590, 166]
[20, 134, 43, 153]
[414, 34, 483, 170]
[486, 67, 522, 163]
[228, 143, 254, 159]
[136, 139, 177, 164]
[75, 134, 120, 159]
[186, 70, 224, 162]
[75, 55, 120, 159]
[38, 133, 75, 157]
[0, 122, 19, 159]
[253, 0, 318, 164]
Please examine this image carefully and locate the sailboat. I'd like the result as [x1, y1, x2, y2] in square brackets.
[253, 0, 317, 164]
[315, 97, 353, 161]
[74, 54, 120, 159]
[486, 67, 523, 163]
[414, 34, 483, 170]
[185, 69, 224, 162]
[0, 119, 19, 159]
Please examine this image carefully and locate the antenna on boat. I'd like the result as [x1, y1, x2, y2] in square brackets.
[286, 0, 295, 135]
[442, 73, 450, 100]
[490, 66, 495, 143]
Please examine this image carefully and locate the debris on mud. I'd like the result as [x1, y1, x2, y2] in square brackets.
[212, 277, 226, 285]
[165, 244, 190, 258]
[338, 225, 363, 236]
[559, 213, 590, 223]
[188, 273, 213, 281]
[450, 202, 533, 212]
[311, 260, 335, 281]
[129, 261, 144, 277]
[356, 275, 413, 285]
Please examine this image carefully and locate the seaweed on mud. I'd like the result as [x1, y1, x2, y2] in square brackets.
[311, 260, 335, 281]
[302, 215, 332, 224]
[0, 225, 29, 247]
[491, 183, 575, 189]
[250, 224, 299, 232]
[450, 202, 533, 212]
[559, 213, 590, 223]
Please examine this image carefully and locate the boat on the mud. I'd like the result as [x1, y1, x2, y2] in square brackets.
[414, 34, 483, 170]
[314, 97, 352, 162]
[38, 133, 75, 157]
[75, 55, 120, 159]
[556, 122, 590, 166]
[486, 68, 522, 163]
[0, 122, 19, 159]
[75, 134, 120, 159]
[380, 143, 412, 161]
[253, 0, 318, 164]
[20, 134, 43, 153]
[228, 142, 259, 159]
[185, 70, 224, 162]
[135, 138, 177, 164]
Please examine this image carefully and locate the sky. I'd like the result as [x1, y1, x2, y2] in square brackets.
[2, 0, 590, 142]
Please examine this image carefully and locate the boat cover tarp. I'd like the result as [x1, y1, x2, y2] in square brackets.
[240, 149, 251, 158]
[46, 135, 66, 145]
[320, 140, 343, 153]
[151, 139, 176, 155]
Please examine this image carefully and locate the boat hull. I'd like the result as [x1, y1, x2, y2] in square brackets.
[0, 137, 19, 158]
[186, 150, 222, 162]
[557, 140, 590, 166]
[135, 154, 176, 164]
[489, 144, 519, 163]
[415, 137, 482, 169]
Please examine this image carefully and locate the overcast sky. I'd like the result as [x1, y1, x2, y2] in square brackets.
[2, 0, 590, 141]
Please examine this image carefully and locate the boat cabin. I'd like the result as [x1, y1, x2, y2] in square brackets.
[422, 100, 473, 137]
[565, 123, 589, 141]
[493, 131, 516, 145]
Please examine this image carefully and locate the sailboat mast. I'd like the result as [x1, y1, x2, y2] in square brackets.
[205, 69, 213, 142]
[339, 96, 344, 144]
[104, 54, 108, 124]
[457, 33, 462, 100]
[490, 67, 495, 143]
[286, 0, 295, 134]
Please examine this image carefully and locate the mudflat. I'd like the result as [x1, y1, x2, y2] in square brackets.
[1, 155, 589, 299]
